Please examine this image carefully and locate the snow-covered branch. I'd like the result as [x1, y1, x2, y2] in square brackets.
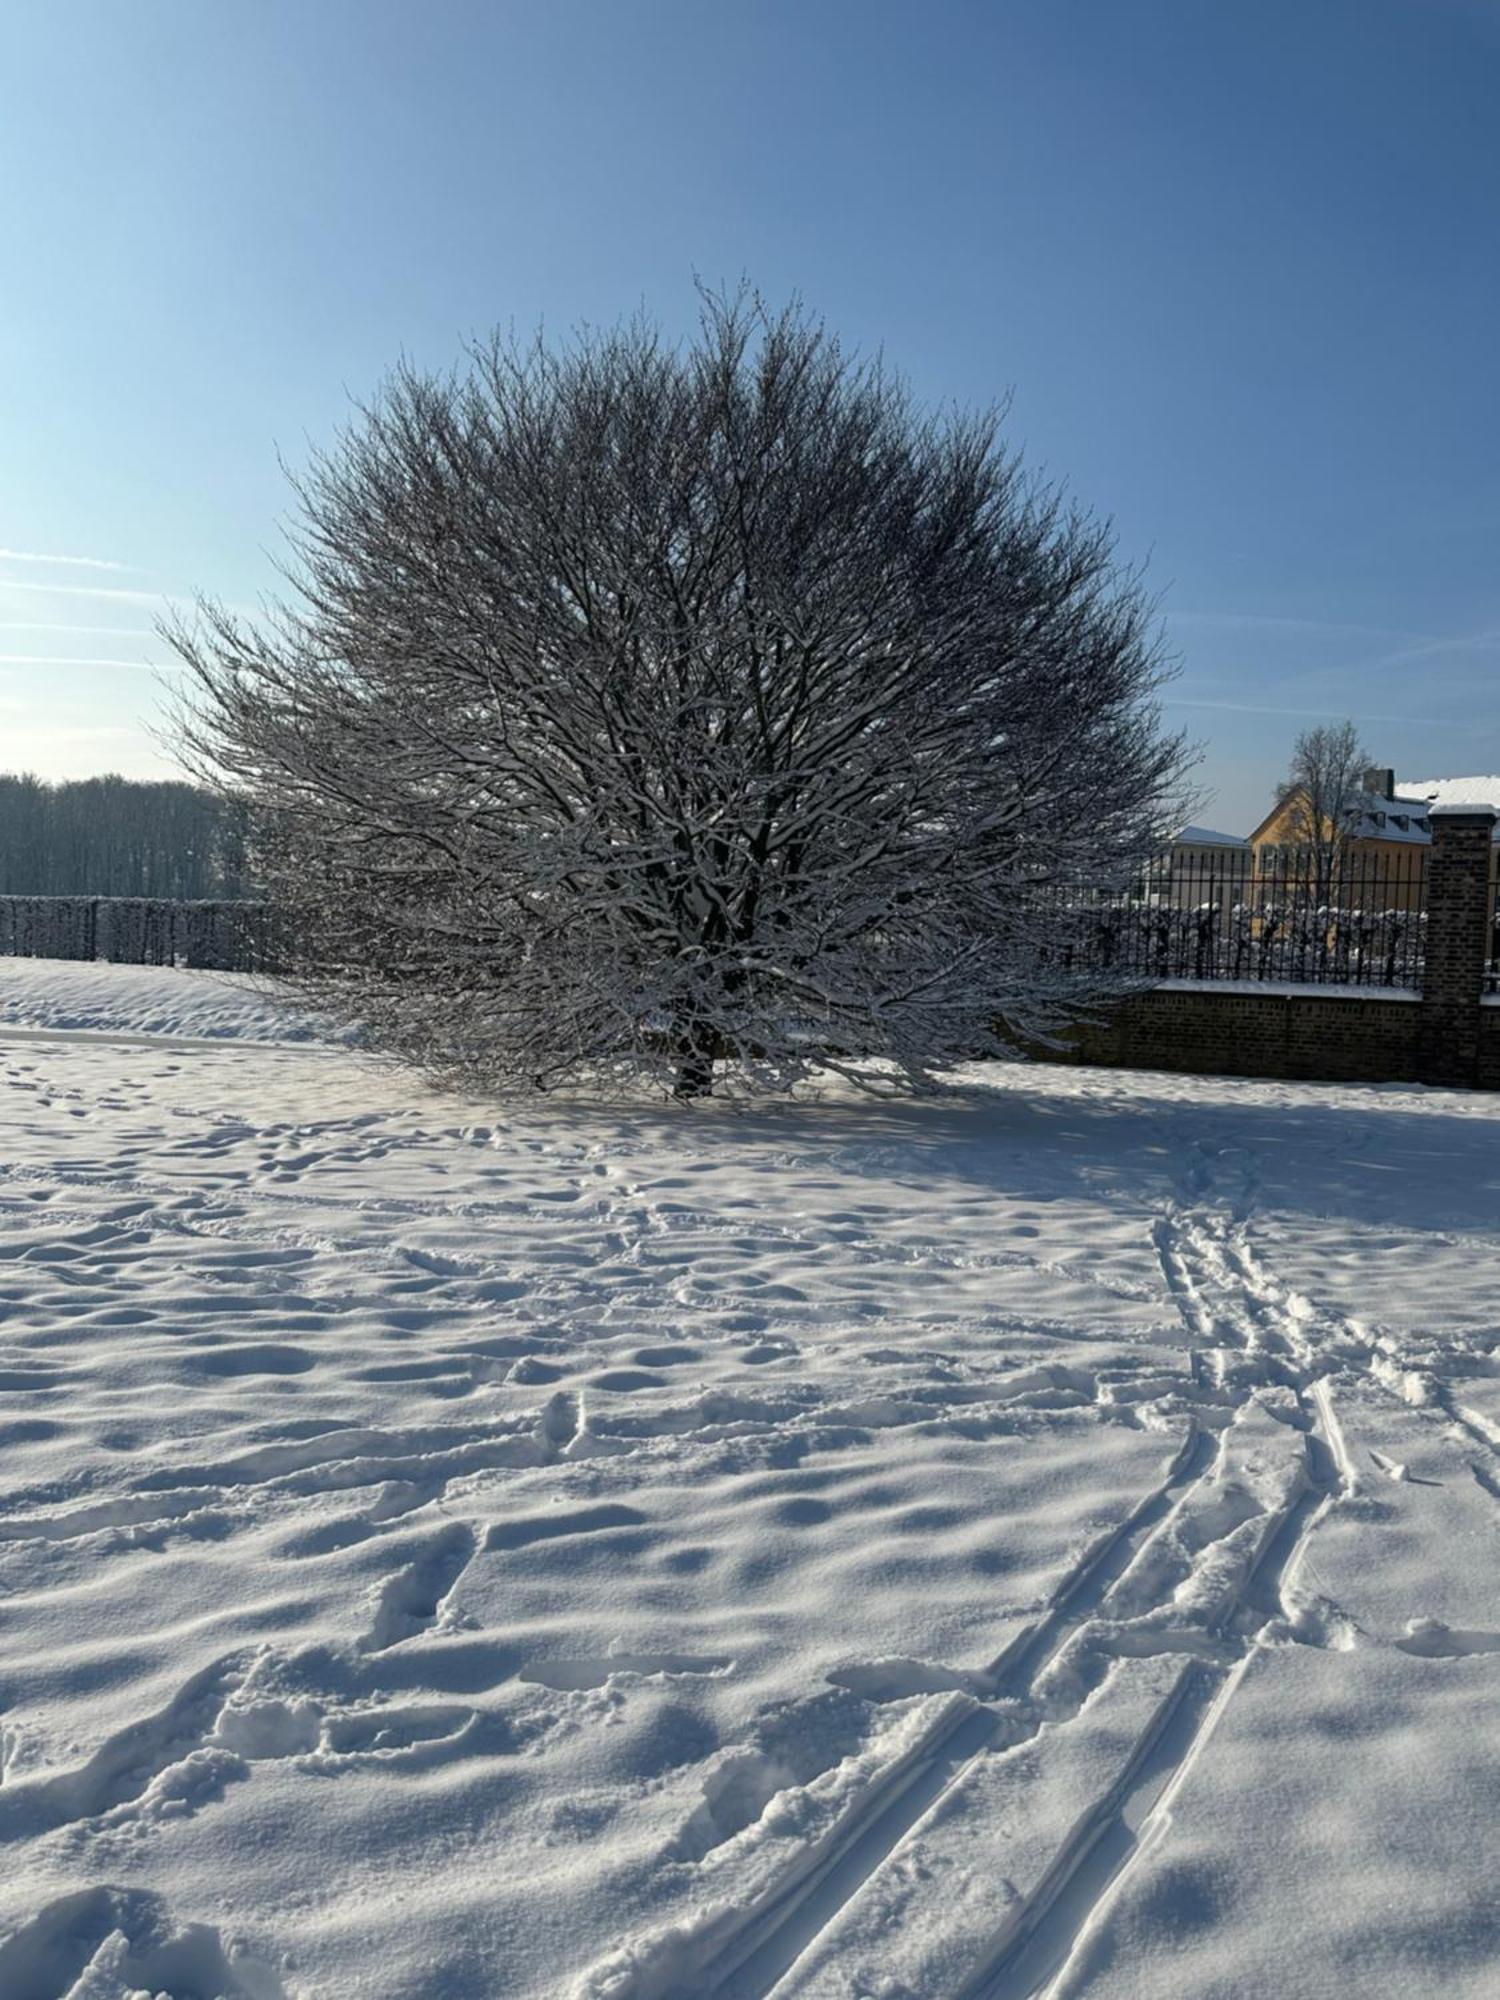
[167, 289, 1192, 1096]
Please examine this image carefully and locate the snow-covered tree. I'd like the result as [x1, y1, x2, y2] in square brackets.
[1275, 719, 1371, 900]
[168, 291, 1190, 1096]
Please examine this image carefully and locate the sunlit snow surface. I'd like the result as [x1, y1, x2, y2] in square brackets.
[0, 959, 348, 1045]
[1, 963, 1498, 1999]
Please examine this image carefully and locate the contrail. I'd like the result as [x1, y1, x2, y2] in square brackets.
[0, 654, 173, 671]
[0, 578, 168, 605]
[0, 547, 134, 573]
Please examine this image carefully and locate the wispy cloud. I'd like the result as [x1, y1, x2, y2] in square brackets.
[1167, 695, 1463, 728]
[0, 547, 135, 573]
[0, 621, 159, 638]
[1168, 608, 1500, 673]
[0, 655, 174, 672]
[1365, 626, 1500, 672]
[0, 577, 171, 606]
[1165, 610, 1441, 645]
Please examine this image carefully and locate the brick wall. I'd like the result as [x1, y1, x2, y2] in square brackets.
[1047, 806, 1499, 1091]
[1478, 1008, 1500, 1091]
[1416, 809, 1496, 1086]
[1052, 987, 1424, 1084]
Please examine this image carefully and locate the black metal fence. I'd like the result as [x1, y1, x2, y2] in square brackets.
[1038, 847, 1429, 991]
[1487, 874, 1500, 997]
[0, 897, 282, 972]
[0, 853, 1447, 993]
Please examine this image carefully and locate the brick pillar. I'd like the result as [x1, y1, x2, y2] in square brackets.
[1418, 806, 1497, 1086]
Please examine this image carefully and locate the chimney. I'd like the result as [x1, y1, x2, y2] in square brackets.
[1362, 766, 1395, 800]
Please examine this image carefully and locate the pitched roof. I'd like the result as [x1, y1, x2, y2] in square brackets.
[1403, 775, 1500, 811]
[1247, 787, 1431, 846]
[1399, 777, 1500, 842]
[1250, 773, 1500, 850]
[1172, 824, 1249, 848]
[1346, 792, 1431, 843]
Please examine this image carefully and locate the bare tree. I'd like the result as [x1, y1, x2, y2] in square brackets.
[0, 773, 248, 897]
[167, 291, 1190, 1097]
[1276, 719, 1371, 897]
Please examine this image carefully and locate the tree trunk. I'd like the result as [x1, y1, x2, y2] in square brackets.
[673, 1028, 716, 1099]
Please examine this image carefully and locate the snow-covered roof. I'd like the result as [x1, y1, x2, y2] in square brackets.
[1403, 775, 1500, 811]
[1345, 793, 1431, 843]
[1251, 774, 1500, 849]
[1171, 824, 1249, 849]
[1398, 777, 1500, 841]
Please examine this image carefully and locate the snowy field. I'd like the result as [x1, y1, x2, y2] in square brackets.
[2, 963, 1499, 1999]
[0, 959, 349, 1046]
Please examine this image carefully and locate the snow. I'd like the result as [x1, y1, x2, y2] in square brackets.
[1156, 977, 1420, 1000]
[1404, 774, 1500, 811]
[0, 959, 345, 1045]
[1169, 826, 1248, 850]
[3, 963, 1500, 1998]
[1346, 796, 1432, 842]
[1402, 777, 1500, 841]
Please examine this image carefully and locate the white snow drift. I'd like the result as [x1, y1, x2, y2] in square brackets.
[1, 961, 1498, 1998]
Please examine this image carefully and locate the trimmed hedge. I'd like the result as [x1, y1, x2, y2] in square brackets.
[0, 897, 281, 972]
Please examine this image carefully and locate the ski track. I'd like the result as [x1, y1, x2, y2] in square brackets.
[579, 1135, 1500, 2000]
[2, 1001, 1499, 1999]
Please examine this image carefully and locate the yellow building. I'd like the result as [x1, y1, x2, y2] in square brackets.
[1145, 824, 1251, 912]
[1247, 767, 1430, 910]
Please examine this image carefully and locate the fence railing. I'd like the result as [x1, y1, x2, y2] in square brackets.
[1037, 848, 1429, 991]
[1487, 873, 1500, 997]
[0, 852, 1455, 994]
[0, 897, 282, 973]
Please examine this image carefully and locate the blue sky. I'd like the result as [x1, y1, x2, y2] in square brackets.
[3, 0, 1497, 830]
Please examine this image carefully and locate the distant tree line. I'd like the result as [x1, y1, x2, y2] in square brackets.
[0, 773, 254, 898]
